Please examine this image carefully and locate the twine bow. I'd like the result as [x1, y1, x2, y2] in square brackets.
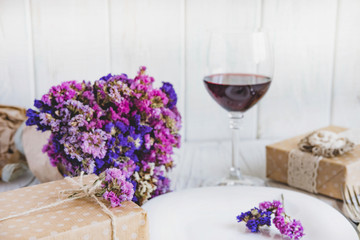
[0, 172, 118, 240]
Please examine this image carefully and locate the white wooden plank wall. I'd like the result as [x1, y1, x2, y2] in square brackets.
[0, 0, 359, 141]
[259, 0, 338, 138]
[31, 0, 110, 97]
[332, 0, 360, 128]
[0, 0, 34, 108]
[109, 0, 185, 127]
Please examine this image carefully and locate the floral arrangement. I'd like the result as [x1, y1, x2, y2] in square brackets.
[237, 198, 304, 240]
[26, 66, 181, 205]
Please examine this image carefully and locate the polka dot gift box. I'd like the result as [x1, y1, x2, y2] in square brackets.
[266, 126, 360, 200]
[0, 175, 149, 240]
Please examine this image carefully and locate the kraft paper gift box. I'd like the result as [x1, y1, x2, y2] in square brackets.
[266, 126, 360, 200]
[0, 175, 149, 240]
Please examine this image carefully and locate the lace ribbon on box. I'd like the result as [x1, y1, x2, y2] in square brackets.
[288, 149, 322, 193]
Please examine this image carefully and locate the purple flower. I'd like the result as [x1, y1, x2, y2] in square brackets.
[115, 121, 128, 133]
[25, 109, 39, 125]
[103, 191, 121, 208]
[149, 89, 169, 108]
[34, 100, 44, 109]
[273, 215, 286, 233]
[80, 129, 110, 159]
[237, 211, 250, 222]
[104, 168, 124, 182]
[95, 158, 105, 167]
[272, 200, 282, 208]
[100, 73, 113, 81]
[246, 219, 259, 232]
[259, 201, 272, 210]
[152, 176, 171, 197]
[286, 220, 305, 240]
[160, 82, 177, 109]
[138, 125, 152, 135]
[258, 215, 271, 226]
[237, 207, 273, 233]
[101, 168, 134, 207]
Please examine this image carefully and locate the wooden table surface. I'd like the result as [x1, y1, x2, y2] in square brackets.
[0, 140, 347, 216]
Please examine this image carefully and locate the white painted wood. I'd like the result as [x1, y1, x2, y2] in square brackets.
[331, 0, 360, 128]
[258, 0, 338, 139]
[171, 140, 343, 211]
[185, 0, 260, 141]
[0, 140, 342, 213]
[31, 0, 110, 98]
[0, 0, 34, 108]
[109, 0, 185, 129]
[0, 0, 358, 142]
[172, 139, 274, 190]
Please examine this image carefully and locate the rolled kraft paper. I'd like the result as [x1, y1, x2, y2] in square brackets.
[22, 125, 63, 182]
[0, 151, 28, 182]
[1, 160, 28, 182]
[0, 105, 28, 182]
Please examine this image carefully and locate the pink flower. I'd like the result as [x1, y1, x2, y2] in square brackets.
[103, 191, 121, 208]
[144, 134, 151, 150]
[101, 168, 134, 207]
[149, 89, 169, 107]
[41, 94, 51, 105]
[80, 129, 110, 159]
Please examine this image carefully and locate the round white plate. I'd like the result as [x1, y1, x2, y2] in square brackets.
[143, 186, 358, 240]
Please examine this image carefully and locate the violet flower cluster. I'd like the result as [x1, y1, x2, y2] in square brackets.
[26, 67, 181, 205]
[97, 168, 134, 207]
[237, 199, 304, 240]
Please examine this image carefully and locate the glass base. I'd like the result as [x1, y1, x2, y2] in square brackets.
[217, 167, 266, 186]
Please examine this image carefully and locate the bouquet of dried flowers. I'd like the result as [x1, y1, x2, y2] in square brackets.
[26, 67, 181, 205]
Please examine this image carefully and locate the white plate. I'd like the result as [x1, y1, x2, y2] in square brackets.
[143, 186, 358, 240]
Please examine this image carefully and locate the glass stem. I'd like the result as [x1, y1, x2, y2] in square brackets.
[229, 112, 244, 180]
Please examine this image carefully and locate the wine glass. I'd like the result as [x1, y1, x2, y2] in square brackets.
[203, 31, 273, 186]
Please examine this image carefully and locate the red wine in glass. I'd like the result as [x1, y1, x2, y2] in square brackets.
[203, 73, 271, 112]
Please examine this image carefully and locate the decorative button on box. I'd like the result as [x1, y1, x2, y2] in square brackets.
[0, 175, 149, 240]
[266, 126, 360, 200]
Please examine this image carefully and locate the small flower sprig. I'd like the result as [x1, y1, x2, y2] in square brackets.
[236, 196, 304, 240]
